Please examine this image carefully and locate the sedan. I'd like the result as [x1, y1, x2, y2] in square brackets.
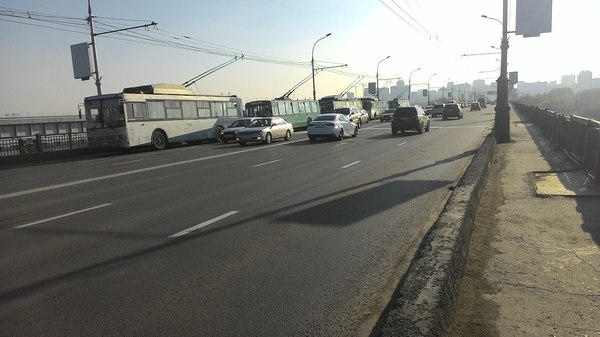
[379, 109, 396, 122]
[307, 113, 358, 141]
[236, 117, 293, 145]
[219, 117, 257, 143]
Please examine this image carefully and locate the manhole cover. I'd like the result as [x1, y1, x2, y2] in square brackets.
[532, 170, 600, 196]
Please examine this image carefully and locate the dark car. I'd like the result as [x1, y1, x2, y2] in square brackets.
[430, 103, 445, 117]
[219, 117, 257, 143]
[442, 103, 463, 120]
[379, 109, 396, 122]
[391, 105, 430, 135]
[470, 102, 481, 111]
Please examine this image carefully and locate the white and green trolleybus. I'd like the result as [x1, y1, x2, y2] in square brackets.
[84, 83, 243, 150]
[244, 98, 321, 130]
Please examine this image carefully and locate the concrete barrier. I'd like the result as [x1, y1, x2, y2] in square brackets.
[375, 130, 496, 337]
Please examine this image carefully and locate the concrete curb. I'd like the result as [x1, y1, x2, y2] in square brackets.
[376, 130, 497, 337]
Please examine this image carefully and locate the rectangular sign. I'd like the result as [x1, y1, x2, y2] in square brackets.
[71, 43, 91, 80]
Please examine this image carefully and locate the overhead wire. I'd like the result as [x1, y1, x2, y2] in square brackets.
[0, 6, 370, 81]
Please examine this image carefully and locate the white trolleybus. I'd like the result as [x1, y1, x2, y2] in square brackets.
[84, 83, 243, 150]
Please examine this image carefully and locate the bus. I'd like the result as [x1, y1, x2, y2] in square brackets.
[388, 98, 411, 110]
[359, 97, 389, 120]
[244, 98, 320, 130]
[318, 95, 363, 114]
[84, 83, 243, 150]
[319, 95, 394, 120]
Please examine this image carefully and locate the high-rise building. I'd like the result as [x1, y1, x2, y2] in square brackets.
[577, 71, 593, 90]
[561, 75, 576, 87]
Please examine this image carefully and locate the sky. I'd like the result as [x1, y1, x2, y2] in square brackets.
[1, 0, 598, 116]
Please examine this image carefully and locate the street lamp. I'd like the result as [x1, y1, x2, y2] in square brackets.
[483, 10, 510, 143]
[427, 73, 436, 105]
[312, 33, 331, 101]
[376, 55, 390, 100]
[408, 67, 421, 102]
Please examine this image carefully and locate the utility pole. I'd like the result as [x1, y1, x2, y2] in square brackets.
[86, 0, 157, 95]
[495, 0, 511, 143]
[87, 0, 101, 95]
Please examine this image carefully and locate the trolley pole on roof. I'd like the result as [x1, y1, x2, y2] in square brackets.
[86, 0, 157, 95]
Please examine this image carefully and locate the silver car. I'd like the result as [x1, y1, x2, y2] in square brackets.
[236, 117, 293, 145]
[307, 113, 358, 141]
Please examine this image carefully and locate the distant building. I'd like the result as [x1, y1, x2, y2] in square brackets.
[561, 75, 576, 87]
[577, 71, 593, 90]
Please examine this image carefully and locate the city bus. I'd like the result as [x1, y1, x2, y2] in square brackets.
[318, 95, 363, 114]
[84, 83, 243, 150]
[244, 98, 320, 130]
[359, 97, 389, 120]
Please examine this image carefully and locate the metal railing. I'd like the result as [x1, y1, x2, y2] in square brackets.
[513, 102, 600, 180]
[0, 133, 88, 157]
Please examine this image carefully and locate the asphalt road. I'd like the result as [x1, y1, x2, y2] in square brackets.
[0, 108, 494, 337]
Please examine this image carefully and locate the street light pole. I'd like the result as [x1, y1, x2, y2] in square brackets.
[408, 67, 421, 103]
[376, 55, 390, 100]
[312, 33, 331, 101]
[482, 2, 510, 143]
[427, 73, 436, 106]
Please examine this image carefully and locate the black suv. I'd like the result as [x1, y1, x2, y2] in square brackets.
[391, 105, 430, 135]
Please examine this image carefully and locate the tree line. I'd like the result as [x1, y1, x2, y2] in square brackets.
[514, 88, 600, 121]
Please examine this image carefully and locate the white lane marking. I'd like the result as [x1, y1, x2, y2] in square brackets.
[112, 160, 141, 166]
[252, 159, 281, 168]
[13, 203, 113, 229]
[397, 142, 407, 147]
[341, 161, 361, 169]
[334, 142, 348, 147]
[0, 139, 306, 201]
[169, 211, 238, 238]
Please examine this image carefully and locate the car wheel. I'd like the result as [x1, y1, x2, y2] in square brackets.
[264, 132, 272, 144]
[337, 129, 344, 141]
[392, 128, 397, 135]
[308, 136, 316, 142]
[151, 130, 167, 150]
[214, 126, 224, 143]
[417, 123, 424, 134]
[357, 119, 362, 128]
[284, 130, 291, 141]
[352, 125, 358, 137]
[426, 121, 430, 132]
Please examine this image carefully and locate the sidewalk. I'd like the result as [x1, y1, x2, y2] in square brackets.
[450, 108, 600, 336]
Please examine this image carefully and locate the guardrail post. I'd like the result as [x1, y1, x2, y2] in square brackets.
[69, 133, 73, 150]
[35, 134, 43, 152]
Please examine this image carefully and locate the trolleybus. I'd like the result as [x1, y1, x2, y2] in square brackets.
[244, 98, 320, 130]
[84, 83, 243, 150]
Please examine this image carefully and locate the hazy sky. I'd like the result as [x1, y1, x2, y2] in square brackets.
[1, 0, 598, 116]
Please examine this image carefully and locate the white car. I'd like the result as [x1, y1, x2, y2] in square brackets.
[307, 113, 358, 141]
[236, 117, 293, 145]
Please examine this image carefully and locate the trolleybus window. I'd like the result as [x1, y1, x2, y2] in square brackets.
[126, 102, 146, 121]
[165, 101, 183, 119]
[182, 101, 197, 119]
[148, 101, 166, 120]
[197, 101, 211, 118]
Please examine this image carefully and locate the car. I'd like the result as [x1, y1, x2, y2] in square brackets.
[380, 108, 396, 122]
[307, 113, 358, 141]
[470, 102, 481, 111]
[442, 103, 463, 120]
[235, 117, 293, 145]
[391, 105, 430, 135]
[333, 107, 366, 127]
[359, 109, 370, 124]
[219, 117, 257, 143]
[424, 105, 434, 115]
[431, 103, 445, 117]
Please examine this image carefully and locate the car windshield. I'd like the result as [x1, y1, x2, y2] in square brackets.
[230, 119, 251, 127]
[383, 109, 395, 114]
[433, 104, 444, 109]
[248, 118, 271, 127]
[333, 108, 350, 115]
[314, 115, 336, 121]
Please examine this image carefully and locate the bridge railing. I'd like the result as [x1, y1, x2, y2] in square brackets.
[512, 102, 600, 181]
[0, 133, 88, 157]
